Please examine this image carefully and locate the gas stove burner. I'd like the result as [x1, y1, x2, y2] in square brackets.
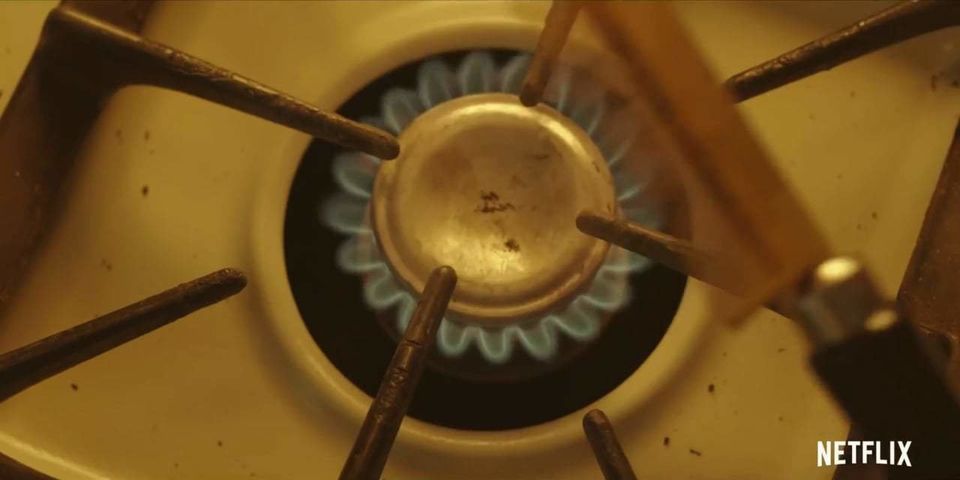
[286, 49, 684, 428]
[322, 51, 660, 365]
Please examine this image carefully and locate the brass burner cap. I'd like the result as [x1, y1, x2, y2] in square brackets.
[372, 93, 616, 325]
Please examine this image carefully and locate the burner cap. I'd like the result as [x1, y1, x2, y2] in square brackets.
[371, 93, 616, 325]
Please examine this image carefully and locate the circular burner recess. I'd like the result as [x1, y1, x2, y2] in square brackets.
[284, 50, 687, 430]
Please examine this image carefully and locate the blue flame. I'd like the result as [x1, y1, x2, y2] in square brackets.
[335, 234, 382, 273]
[321, 51, 662, 364]
[320, 193, 369, 235]
[516, 321, 557, 361]
[332, 153, 376, 199]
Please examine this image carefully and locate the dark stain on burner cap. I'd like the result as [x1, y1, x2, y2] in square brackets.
[476, 190, 515, 213]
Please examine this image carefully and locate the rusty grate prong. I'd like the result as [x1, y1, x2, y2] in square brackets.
[44, 7, 399, 159]
[576, 210, 736, 292]
[339, 266, 457, 480]
[576, 210, 704, 276]
[519, 1, 583, 107]
[726, 0, 960, 102]
[583, 409, 638, 480]
[0, 268, 247, 402]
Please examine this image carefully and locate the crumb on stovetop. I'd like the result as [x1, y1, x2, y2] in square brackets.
[141, 184, 149, 197]
[70, 383, 78, 391]
[663, 436, 670, 447]
[689, 448, 702, 456]
[707, 383, 715, 394]
[504, 238, 520, 252]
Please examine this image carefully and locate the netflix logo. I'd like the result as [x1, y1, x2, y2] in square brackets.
[817, 441, 912, 467]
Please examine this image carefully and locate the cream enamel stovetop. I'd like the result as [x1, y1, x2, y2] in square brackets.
[0, 1, 958, 479]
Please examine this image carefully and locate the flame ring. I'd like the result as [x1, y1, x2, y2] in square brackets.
[321, 51, 662, 364]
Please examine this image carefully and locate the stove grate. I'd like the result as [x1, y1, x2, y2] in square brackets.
[0, 0, 958, 478]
